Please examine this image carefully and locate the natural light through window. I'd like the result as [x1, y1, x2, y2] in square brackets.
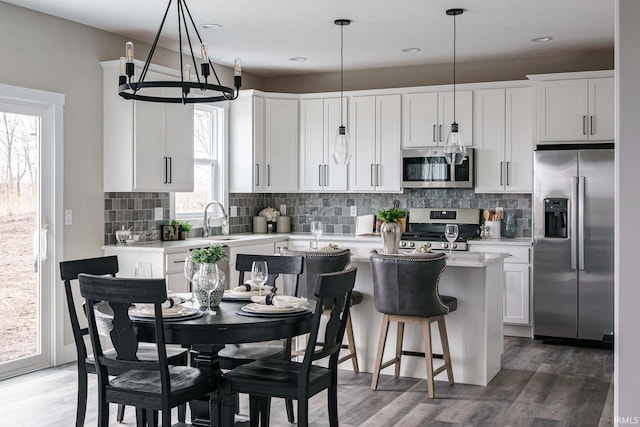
[175, 105, 224, 219]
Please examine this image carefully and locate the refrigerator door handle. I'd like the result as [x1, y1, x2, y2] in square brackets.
[578, 176, 585, 270]
[571, 176, 578, 270]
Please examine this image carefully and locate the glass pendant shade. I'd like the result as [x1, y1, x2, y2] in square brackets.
[332, 125, 352, 165]
[443, 122, 466, 165]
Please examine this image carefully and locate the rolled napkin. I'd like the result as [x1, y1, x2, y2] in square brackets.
[232, 280, 271, 293]
[132, 298, 183, 316]
[250, 295, 308, 308]
[319, 243, 340, 250]
[413, 244, 432, 254]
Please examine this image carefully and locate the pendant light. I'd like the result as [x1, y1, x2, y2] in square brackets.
[443, 8, 466, 165]
[332, 19, 352, 165]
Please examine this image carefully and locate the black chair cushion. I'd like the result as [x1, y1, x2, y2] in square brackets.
[440, 295, 458, 313]
[218, 342, 286, 370]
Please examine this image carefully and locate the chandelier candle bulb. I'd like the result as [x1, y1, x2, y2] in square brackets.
[183, 64, 191, 81]
[125, 42, 134, 62]
[201, 42, 209, 62]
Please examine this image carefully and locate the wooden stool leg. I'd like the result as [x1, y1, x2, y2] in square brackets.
[437, 317, 454, 385]
[422, 319, 435, 398]
[371, 314, 391, 390]
[345, 314, 360, 373]
[395, 322, 405, 378]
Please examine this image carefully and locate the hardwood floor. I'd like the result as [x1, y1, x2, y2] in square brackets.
[0, 337, 613, 426]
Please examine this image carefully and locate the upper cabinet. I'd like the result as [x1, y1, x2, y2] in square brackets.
[474, 86, 534, 193]
[402, 90, 473, 148]
[299, 98, 348, 192]
[230, 91, 298, 193]
[349, 94, 402, 192]
[102, 61, 194, 192]
[533, 71, 614, 142]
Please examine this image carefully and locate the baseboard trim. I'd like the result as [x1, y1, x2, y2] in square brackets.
[504, 324, 533, 338]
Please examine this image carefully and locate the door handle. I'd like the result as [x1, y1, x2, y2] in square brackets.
[500, 161, 504, 186]
[590, 116, 595, 136]
[267, 164, 271, 186]
[506, 161, 510, 186]
[570, 176, 578, 270]
[582, 115, 587, 135]
[255, 164, 259, 187]
[319, 164, 322, 186]
[324, 164, 329, 186]
[578, 176, 585, 270]
[439, 124, 443, 142]
[163, 157, 168, 184]
[168, 157, 172, 184]
[432, 124, 436, 142]
[370, 164, 375, 187]
[377, 164, 381, 186]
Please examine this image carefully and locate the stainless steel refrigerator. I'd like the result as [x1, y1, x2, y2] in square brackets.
[533, 146, 614, 341]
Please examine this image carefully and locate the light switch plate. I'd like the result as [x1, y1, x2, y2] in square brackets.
[350, 206, 357, 216]
[230, 206, 238, 217]
[495, 206, 504, 214]
[154, 207, 163, 220]
[64, 209, 72, 225]
[280, 204, 287, 216]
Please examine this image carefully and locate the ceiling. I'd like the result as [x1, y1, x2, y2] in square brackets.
[3, 0, 614, 77]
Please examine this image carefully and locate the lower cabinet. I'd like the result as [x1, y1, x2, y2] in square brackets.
[468, 243, 532, 328]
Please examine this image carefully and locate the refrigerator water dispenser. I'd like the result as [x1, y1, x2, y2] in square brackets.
[544, 198, 568, 238]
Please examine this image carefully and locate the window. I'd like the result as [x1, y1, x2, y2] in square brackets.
[174, 103, 227, 222]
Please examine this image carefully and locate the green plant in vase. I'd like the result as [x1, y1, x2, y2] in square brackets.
[377, 207, 406, 254]
[171, 219, 193, 240]
[190, 245, 227, 311]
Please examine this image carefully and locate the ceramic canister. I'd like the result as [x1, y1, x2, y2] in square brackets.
[253, 216, 267, 233]
[276, 216, 291, 233]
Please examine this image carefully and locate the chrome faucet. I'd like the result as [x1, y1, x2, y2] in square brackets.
[203, 201, 229, 237]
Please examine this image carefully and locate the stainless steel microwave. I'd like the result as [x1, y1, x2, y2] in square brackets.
[402, 148, 474, 188]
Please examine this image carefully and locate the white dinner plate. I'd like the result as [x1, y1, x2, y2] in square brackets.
[129, 304, 199, 319]
[223, 290, 263, 301]
[241, 303, 307, 314]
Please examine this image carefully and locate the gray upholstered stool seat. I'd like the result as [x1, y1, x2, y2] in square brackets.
[369, 249, 456, 399]
[350, 290, 363, 306]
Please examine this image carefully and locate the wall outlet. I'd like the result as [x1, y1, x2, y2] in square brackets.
[280, 204, 287, 216]
[154, 207, 163, 220]
[350, 206, 357, 216]
[495, 206, 504, 214]
[230, 206, 238, 217]
[64, 209, 72, 225]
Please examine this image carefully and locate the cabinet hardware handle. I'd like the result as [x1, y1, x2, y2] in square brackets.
[319, 164, 322, 187]
[163, 157, 168, 184]
[324, 164, 329, 186]
[377, 164, 381, 187]
[432, 124, 436, 142]
[174, 260, 186, 264]
[267, 164, 271, 186]
[255, 164, 259, 187]
[370, 164, 375, 187]
[439, 124, 443, 142]
[506, 161, 510, 186]
[590, 115, 595, 135]
[570, 176, 578, 270]
[500, 161, 504, 186]
[582, 115, 587, 135]
[168, 157, 172, 184]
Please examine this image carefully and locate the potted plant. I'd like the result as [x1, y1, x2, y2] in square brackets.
[377, 207, 406, 254]
[171, 220, 193, 240]
[190, 245, 227, 310]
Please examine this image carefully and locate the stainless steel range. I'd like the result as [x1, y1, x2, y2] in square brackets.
[400, 208, 481, 251]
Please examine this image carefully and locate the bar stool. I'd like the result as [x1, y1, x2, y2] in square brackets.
[280, 247, 361, 372]
[369, 250, 456, 398]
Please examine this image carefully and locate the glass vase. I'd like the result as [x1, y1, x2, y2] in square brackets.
[504, 210, 517, 239]
[381, 220, 401, 254]
[193, 262, 226, 310]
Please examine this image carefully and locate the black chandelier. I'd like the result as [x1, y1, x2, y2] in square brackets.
[118, 0, 241, 104]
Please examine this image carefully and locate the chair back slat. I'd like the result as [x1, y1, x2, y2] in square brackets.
[302, 267, 357, 372]
[235, 254, 303, 294]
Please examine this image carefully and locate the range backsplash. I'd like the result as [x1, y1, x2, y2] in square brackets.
[104, 189, 532, 244]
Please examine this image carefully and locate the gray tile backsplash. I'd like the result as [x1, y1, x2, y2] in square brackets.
[103, 189, 532, 243]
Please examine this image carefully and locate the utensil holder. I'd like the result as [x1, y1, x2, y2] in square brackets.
[485, 220, 501, 239]
[253, 216, 267, 233]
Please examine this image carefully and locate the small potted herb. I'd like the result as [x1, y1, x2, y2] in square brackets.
[171, 220, 193, 240]
[190, 244, 227, 265]
[377, 207, 406, 254]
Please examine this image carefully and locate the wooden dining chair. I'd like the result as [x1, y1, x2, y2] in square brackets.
[217, 253, 303, 423]
[221, 267, 358, 427]
[79, 274, 219, 427]
[60, 256, 188, 427]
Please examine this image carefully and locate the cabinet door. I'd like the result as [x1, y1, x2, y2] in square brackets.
[299, 99, 325, 191]
[349, 96, 377, 191]
[588, 77, 614, 141]
[474, 88, 506, 193]
[165, 102, 194, 191]
[504, 263, 530, 325]
[402, 92, 438, 147]
[265, 98, 298, 191]
[376, 94, 402, 192]
[133, 71, 166, 190]
[439, 90, 473, 147]
[253, 96, 266, 191]
[166, 272, 189, 293]
[324, 98, 348, 191]
[505, 87, 533, 192]
[228, 242, 276, 290]
[537, 79, 588, 141]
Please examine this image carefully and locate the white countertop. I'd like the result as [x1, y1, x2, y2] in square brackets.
[348, 248, 509, 267]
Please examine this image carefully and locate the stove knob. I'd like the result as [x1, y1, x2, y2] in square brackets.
[409, 241, 415, 248]
[442, 243, 448, 249]
[426, 242, 431, 248]
[400, 241, 406, 248]
[452, 243, 457, 249]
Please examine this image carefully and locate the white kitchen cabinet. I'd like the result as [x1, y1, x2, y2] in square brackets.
[230, 91, 298, 192]
[468, 243, 532, 328]
[299, 98, 348, 191]
[402, 90, 473, 147]
[474, 86, 533, 193]
[101, 61, 194, 192]
[349, 94, 402, 192]
[536, 76, 614, 142]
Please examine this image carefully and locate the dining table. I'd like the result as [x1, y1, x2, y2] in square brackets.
[97, 297, 313, 426]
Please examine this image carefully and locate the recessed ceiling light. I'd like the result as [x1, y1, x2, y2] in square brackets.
[200, 23, 222, 30]
[289, 57, 308, 62]
[531, 36, 553, 42]
[402, 47, 421, 53]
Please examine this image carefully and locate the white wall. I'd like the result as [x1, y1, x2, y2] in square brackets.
[615, 0, 640, 422]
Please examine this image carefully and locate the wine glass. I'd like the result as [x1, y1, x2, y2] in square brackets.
[200, 268, 220, 315]
[444, 224, 459, 259]
[311, 221, 323, 249]
[135, 262, 153, 278]
[251, 261, 268, 297]
[183, 256, 198, 302]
